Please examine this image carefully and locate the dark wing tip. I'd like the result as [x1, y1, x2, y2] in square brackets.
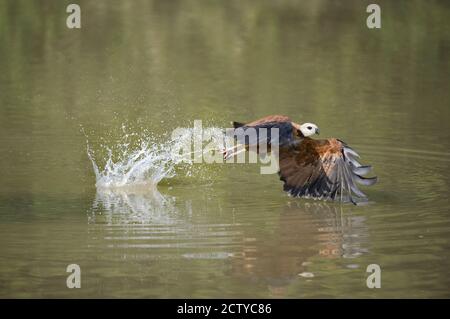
[278, 143, 377, 204]
[354, 175, 378, 186]
[232, 121, 245, 128]
[342, 145, 377, 201]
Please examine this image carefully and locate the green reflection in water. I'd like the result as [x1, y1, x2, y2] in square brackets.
[0, 0, 449, 298]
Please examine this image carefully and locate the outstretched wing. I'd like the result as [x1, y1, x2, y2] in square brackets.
[278, 138, 377, 204]
[234, 121, 299, 148]
[233, 115, 292, 128]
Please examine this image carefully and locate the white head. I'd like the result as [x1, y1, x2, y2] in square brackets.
[299, 122, 320, 137]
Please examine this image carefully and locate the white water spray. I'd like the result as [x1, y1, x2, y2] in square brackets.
[84, 125, 227, 189]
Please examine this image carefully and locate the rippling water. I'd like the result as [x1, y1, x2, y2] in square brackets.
[0, 0, 449, 298]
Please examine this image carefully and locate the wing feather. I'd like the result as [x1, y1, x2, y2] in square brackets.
[278, 138, 377, 204]
[234, 121, 298, 148]
[243, 115, 292, 127]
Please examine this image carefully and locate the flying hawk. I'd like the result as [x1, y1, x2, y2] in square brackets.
[229, 115, 377, 204]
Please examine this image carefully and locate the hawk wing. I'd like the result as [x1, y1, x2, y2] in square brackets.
[233, 121, 299, 148]
[232, 114, 292, 128]
[278, 138, 377, 204]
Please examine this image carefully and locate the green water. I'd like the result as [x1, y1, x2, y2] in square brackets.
[1, 0, 450, 298]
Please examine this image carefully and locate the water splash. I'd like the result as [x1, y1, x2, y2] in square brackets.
[83, 124, 226, 189]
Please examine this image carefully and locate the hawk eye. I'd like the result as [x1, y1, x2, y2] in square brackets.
[307, 126, 312, 130]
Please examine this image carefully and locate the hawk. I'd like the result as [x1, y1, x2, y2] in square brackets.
[230, 115, 377, 204]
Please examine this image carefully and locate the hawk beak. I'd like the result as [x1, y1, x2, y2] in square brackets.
[316, 128, 320, 135]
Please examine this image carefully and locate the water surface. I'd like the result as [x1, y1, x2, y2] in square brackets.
[0, 0, 449, 298]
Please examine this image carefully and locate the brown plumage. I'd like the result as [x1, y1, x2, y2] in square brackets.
[233, 115, 294, 129]
[231, 115, 377, 204]
[230, 114, 304, 149]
